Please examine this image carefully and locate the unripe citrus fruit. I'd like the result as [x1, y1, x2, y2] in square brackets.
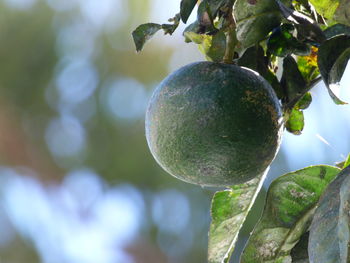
[146, 61, 283, 187]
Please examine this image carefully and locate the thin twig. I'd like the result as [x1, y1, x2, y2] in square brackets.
[223, 3, 238, 64]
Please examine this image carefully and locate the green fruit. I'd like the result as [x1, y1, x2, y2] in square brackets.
[145, 61, 283, 187]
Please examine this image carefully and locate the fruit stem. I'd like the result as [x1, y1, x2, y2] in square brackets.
[223, 4, 237, 64]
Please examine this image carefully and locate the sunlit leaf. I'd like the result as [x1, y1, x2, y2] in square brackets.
[308, 0, 339, 20]
[309, 165, 350, 263]
[295, 92, 312, 110]
[183, 21, 202, 42]
[343, 154, 350, 169]
[241, 165, 341, 263]
[286, 109, 304, 135]
[185, 29, 226, 62]
[180, 0, 198, 23]
[132, 23, 162, 52]
[184, 30, 206, 44]
[208, 170, 268, 263]
[297, 46, 319, 82]
[334, 0, 350, 26]
[318, 34, 350, 104]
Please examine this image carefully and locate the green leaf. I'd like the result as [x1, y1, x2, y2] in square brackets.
[297, 47, 319, 82]
[180, 0, 198, 23]
[237, 45, 282, 98]
[309, 165, 350, 263]
[241, 165, 341, 263]
[267, 24, 311, 57]
[318, 34, 350, 104]
[132, 23, 162, 52]
[208, 170, 268, 263]
[324, 23, 350, 39]
[183, 21, 202, 42]
[202, 30, 226, 62]
[267, 25, 295, 57]
[286, 108, 304, 135]
[335, 154, 350, 169]
[206, 0, 231, 17]
[237, 45, 266, 69]
[334, 0, 350, 26]
[275, 0, 326, 45]
[184, 30, 205, 44]
[161, 24, 177, 35]
[308, 0, 340, 21]
[233, 0, 284, 48]
[281, 56, 307, 108]
[344, 154, 350, 169]
[329, 47, 350, 84]
[161, 13, 181, 35]
[185, 28, 226, 62]
[197, 0, 217, 34]
[295, 92, 312, 110]
[132, 14, 181, 52]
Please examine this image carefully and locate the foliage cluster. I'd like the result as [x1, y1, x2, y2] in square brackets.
[133, 0, 350, 262]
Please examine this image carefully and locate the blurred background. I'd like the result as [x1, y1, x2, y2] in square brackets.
[0, 0, 349, 262]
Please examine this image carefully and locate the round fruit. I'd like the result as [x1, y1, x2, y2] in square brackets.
[145, 61, 283, 187]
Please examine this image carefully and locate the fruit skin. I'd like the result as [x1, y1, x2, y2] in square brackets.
[145, 61, 283, 187]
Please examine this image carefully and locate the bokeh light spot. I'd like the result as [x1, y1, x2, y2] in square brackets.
[46, 0, 78, 12]
[45, 115, 86, 157]
[0, 168, 143, 263]
[94, 185, 144, 245]
[152, 189, 190, 234]
[56, 22, 97, 58]
[101, 78, 148, 121]
[55, 58, 99, 105]
[78, 0, 128, 31]
[4, 0, 36, 10]
[62, 168, 105, 212]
